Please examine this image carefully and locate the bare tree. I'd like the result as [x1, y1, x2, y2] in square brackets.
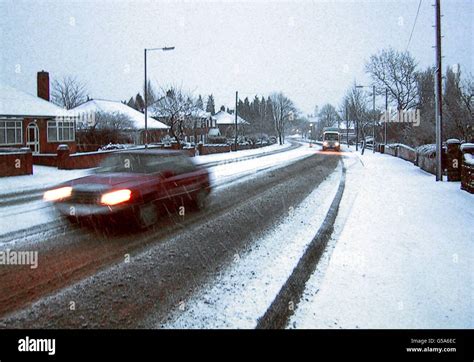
[444, 67, 473, 141]
[51, 76, 88, 109]
[93, 111, 135, 131]
[413, 67, 436, 145]
[319, 104, 340, 127]
[149, 86, 196, 146]
[269, 92, 296, 145]
[365, 48, 418, 110]
[344, 83, 369, 142]
[460, 73, 474, 142]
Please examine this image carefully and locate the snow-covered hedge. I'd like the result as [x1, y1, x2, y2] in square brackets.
[460, 143, 474, 153]
[464, 153, 474, 166]
[416, 144, 436, 157]
[387, 143, 416, 152]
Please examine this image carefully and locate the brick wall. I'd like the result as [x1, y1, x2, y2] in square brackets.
[0, 148, 33, 177]
[397, 145, 417, 163]
[198, 144, 231, 155]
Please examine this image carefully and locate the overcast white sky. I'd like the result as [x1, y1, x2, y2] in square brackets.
[1, 0, 472, 115]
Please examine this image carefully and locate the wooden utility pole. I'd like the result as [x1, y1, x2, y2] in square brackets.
[434, 0, 443, 181]
[235, 91, 238, 151]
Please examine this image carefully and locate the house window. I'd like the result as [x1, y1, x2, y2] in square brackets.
[0, 120, 23, 145]
[47, 120, 75, 142]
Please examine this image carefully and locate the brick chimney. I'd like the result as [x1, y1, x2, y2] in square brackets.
[37, 71, 50, 101]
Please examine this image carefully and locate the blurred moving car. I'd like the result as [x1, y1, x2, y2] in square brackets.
[43, 150, 211, 228]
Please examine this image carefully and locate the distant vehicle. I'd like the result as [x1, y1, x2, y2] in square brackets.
[99, 143, 128, 151]
[181, 142, 195, 149]
[322, 128, 340, 151]
[43, 150, 211, 228]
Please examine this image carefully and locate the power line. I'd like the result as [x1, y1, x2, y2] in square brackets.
[406, 0, 423, 52]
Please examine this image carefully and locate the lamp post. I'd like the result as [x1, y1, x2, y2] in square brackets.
[345, 100, 349, 148]
[384, 88, 388, 145]
[235, 91, 238, 151]
[356, 84, 376, 153]
[144, 46, 175, 149]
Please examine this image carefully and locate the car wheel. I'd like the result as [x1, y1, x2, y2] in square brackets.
[136, 202, 158, 228]
[194, 190, 208, 210]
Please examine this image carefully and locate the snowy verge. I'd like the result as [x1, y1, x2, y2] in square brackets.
[161, 161, 343, 329]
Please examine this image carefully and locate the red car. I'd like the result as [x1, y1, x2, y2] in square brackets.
[43, 150, 211, 228]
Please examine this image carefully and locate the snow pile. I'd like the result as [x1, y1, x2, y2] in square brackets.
[289, 151, 473, 329]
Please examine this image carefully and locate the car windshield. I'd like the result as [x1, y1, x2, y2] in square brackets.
[324, 133, 339, 141]
[94, 153, 177, 174]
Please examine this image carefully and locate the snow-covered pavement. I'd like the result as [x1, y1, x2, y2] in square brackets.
[289, 150, 474, 329]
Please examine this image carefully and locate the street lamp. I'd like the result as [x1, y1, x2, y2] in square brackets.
[144, 46, 175, 148]
[356, 84, 376, 153]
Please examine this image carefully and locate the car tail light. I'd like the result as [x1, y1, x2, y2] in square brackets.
[100, 189, 132, 206]
[43, 186, 72, 201]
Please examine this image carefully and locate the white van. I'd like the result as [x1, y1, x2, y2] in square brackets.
[322, 130, 340, 152]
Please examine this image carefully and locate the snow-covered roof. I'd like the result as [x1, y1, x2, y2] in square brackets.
[192, 109, 211, 119]
[0, 83, 71, 118]
[212, 110, 249, 125]
[71, 99, 169, 129]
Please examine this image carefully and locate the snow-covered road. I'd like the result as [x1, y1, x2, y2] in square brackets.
[0, 142, 314, 240]
[162, 162, 343, 328]
[289, 150, 474, 329]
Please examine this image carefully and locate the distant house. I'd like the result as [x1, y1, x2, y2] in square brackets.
[338, 122, 357, 143]
[212, 110, 249, 138]
[71, 99, 170, 146]
[0, 71, 76, 154]
[184, 109, 219, 144]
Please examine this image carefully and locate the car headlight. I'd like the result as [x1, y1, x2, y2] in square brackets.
[335, 141, 340, 147]
[43, 186, 72, 201]
[100, 189, 132, 206]
[323, 141, 328, 146]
